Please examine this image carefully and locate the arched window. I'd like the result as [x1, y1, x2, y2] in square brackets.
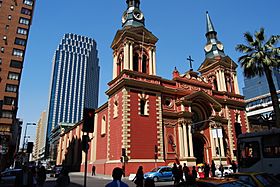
[133, 53, 139, 71]
[142, 54, 147, 73]
[113, 101, 118, 118]
[101, 116, 106, 136]
[140, 99, 146, 115]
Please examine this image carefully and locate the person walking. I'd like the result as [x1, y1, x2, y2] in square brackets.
[219, 164, 224, 177]
[55, 168, 70, 187]
[105, 167, 129, 187]
[211, 160, 216, 177]
[231, 160, 237, 173]
[204, 163, 210, 178]
[178, 165, 184, 183]
[36, 165, 46, 187]
[172, 163, 178, 186]
[133, 166, 144, 187]
[191, 166, 197, 179]
[183, 163, 189, 181]
[92, 165, 96, 176]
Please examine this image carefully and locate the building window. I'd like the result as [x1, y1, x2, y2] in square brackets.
[10, 60, 22, 68]
[4, 97, 15, 105]
[8, 15, 12, 20]
[23, 0, 33, 6]
[21, 7, 32, 15]
[17, 28, 28, 35]
[6, 84, 17, 92]
[101, 116, 106, 136]
[140, 99, 146, 115]
[13, 49, 24, 57]
[138, 93, 149, 115]
[113, 101, 118, 118]
[0, 58, 2, 65]
[142, 55, 147, 73]
[15, 38, 26, 46]
[8, 72, 20, 80]
[19, 17, 30, 25]
[5, 25, 9, 30]
[133, 53, 139, 71]
[1, 47, 4, 53]
[10, 5, 14, 10]
[1, 110, 13, 119]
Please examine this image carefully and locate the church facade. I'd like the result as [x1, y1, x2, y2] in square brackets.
[56, 0, 249, 175]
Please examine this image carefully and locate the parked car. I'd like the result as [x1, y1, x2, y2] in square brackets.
[50, 165, 63, 177]
[195, 177, 254, 187]
[226, 172, 280, 187]
[0, 169, 22, 187]
[144, 166, 173, 182]
[215, 165, 235, 177]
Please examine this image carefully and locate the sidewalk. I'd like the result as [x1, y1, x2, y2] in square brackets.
[70, 172, 132, 181]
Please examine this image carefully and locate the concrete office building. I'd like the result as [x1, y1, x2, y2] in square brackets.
[0, 0, 35, 170]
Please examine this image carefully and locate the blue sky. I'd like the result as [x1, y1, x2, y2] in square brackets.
[18, 0, 280, 142]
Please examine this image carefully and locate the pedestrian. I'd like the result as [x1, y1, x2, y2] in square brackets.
[183, 163, 189, 181]
[22, 165, 29, 187]
[204, 163, 210, 178]
[105, 167, 129, 187]
[219, 164, 224, 177]
[178, 165, 184, 183]
[133, 166, 144, 187]
[36, 165, 46, 187]
[211, 160, 216, 177]
[191, 166, 197, 179]
[231, 160, 237, 173]
[92, 165, 96, 176]
[55, 168, 70, 187]
[171, 163, 178, 186]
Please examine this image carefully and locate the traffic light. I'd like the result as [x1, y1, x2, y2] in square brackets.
[27, 142, 34, 153]
[122, 148, 126, 157]
[82, 135, 89, 152]
[82, 108, 95, 133]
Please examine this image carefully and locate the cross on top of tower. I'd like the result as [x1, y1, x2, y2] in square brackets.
[187, 55, 194, 71]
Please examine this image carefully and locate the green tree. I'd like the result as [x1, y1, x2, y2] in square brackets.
[236, 28, 280, 128]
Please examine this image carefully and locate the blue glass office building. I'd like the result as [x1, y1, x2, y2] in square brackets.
[46, 34, 99, 155]
[243, 68, 280, 100]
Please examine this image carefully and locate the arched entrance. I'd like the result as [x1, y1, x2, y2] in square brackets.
[192, 134, 206, 164]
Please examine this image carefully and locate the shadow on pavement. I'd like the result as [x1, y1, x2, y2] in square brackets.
[45, 180, 83, 187]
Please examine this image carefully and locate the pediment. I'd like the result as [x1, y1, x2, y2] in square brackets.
[198, 56, 238, 73]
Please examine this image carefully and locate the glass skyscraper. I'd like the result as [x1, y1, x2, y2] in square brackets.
[243, 68, 280, 124]
[46, 33, 99, 158]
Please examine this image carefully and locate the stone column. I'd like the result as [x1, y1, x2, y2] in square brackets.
[129, 43, 133, 70]
[124, 43, 129, 69]
[219, 137, 225, 157]
[113, 54, 118, 79]
[188, 125, 194, 157]
[182, 123, 188, 158]
[216, 71, 221, 91]
[152, 49, 156, 75]
[149, 50, 153, 75]
[178, 124, 184, 158]
[233, 74, 240, 94]
[209, 127, 215, 158]
[221, 70, 226, 91]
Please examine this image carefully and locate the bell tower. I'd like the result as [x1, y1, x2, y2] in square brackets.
[111, 0, 158, 79]
[198, 12, 240, 95]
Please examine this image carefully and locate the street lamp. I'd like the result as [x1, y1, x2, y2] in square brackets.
[22, 123, 36, 152]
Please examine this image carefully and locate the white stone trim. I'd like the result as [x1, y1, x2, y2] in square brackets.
[156, 95, 163, 160]
[122, 88, 131, 158]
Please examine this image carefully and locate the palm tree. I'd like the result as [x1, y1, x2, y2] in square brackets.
[236, 28, 280, 128]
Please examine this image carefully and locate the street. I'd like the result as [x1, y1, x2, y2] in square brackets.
[44, 173, 175, 187]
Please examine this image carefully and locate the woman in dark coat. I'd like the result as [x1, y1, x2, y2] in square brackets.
[134, 166, 144, 187]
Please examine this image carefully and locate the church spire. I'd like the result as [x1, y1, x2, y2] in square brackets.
[122, 0, 145, 27]
[204, 11, 225, 59]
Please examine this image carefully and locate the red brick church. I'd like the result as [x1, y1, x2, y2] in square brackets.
[56, 0, 249, 175]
